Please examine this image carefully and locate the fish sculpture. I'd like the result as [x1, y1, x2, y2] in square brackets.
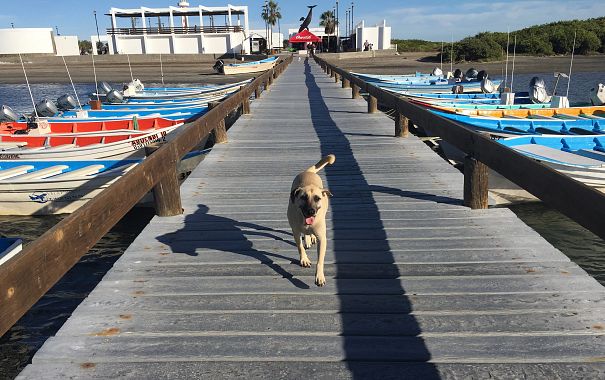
[298, 5, 317, 33]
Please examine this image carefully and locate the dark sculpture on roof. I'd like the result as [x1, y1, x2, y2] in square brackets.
[298, 5, 317, 33]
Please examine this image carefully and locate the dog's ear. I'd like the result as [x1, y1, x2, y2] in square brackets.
[322, 189, 333, 197]
[290, 187, 303, 203]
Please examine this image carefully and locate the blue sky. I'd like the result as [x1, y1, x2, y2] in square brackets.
[2, 0, 605, 41]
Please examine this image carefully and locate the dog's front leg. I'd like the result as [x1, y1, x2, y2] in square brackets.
[294, 233, 311, 268]
[315, 229, 327, 287]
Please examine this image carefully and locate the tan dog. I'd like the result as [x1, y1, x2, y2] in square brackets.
[287, 154, 335, 286]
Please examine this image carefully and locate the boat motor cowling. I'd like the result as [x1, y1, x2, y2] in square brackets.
[35, 99, 58, 117]
[127, 79, 144, 92]
[465, 68, 478, 79]
[431, 67, 443, 76]
[57, 94, 77, 111]
[100, 82, 113, 94]
[212, 60, 225, 74]
[453, 69, 462, 79]
[481, 78, 497, 94]
[0, 105, 19, 122]
[476, 70, 488, 81]
[590, 83, 605, 106]
[529, 76, 549, 104]
[105, 89, 124, 104]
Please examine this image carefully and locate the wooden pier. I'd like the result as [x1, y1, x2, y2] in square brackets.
[17, 58, 605, 378]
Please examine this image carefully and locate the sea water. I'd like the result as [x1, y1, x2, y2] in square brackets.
[1, 74, 605, 378]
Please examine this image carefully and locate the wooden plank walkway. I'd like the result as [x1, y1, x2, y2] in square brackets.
[18, 59, 605, 379]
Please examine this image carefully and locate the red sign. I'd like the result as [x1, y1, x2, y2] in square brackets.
[289, 30, 321, 43]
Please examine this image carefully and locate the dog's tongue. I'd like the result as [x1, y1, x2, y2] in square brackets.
[304, 216, 315, 225]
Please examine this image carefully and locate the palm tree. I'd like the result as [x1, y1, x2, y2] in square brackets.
[319, 11, 336, 51]
[267, 1, 281, 50]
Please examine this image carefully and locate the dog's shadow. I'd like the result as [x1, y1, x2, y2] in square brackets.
[157, 204, 310, 289]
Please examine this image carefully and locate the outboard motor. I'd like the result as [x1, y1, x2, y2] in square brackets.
[476, 70, 488, 81]
[465, 68, 478, 80]
[453, 69, 462, 79]
[0, 105, 19, 122]
[529, 76, 549, 104]
[431, 67, 443, 77]
[481, 78, 497, 94]
[99, 81, 113, 94]
[212, 60, 225, 74]
[105, 89, 124, 104]
[590, 83, 605, 106]
[34, 99, 58, 117]
[56, 94, 77, 111]
[127, 79, 144, 92]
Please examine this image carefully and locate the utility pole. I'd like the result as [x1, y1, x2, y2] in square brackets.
[93, 10, 102, 55]
[336, 0, 339, 52]
[351, 2, 355, 50]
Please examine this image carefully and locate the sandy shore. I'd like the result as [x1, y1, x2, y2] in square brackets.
[319, 51, 605, 76]
[0, 54, 263, 84]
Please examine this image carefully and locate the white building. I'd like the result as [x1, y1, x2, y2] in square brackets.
[353, 20, 391, 51]
[0, 28, 79, 56]
[106, 2, 249, 55]
[248, 29, 283, 52]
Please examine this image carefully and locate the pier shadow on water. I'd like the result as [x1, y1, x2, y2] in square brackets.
[303, 60, 441, 378]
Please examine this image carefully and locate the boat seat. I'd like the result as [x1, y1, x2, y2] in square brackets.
[514, 144, 605, 167]
[0, 142, 28, 149]
[0, 165, 35, 180]
[97, 163, 139, 176]
[10, 165, 69, 180]
[580, 114, 605, 120]
[555, 113, 588, 120]
[50, 164, 105, 180]
[576, 149, 605, 162]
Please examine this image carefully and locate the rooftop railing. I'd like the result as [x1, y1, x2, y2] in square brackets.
[107, 26, 244, 35]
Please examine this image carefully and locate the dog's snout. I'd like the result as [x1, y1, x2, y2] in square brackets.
[308, 208, 316, 216]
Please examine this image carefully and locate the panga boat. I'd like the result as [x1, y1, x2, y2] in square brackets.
[0, 237, 22, 266]
[213, 56, 278, 75]
[0, 149, 207, 215]
[0, 124, 185, 161]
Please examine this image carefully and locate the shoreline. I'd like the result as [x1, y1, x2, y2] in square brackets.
[1, 53, 603, 84]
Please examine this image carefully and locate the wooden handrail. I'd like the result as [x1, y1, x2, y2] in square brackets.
[0, 55, 293, 337]
[313, 55, 605, 241]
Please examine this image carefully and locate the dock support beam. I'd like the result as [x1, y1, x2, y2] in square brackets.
[368, 95, 378, 113]
[342, 78, 350, 88]
[352, 84, 360, 99]
[464, 156, 489, 209]
[395, 112, 409, 137]
[208, 101, 228, 144]
[145, 144, 183, 217]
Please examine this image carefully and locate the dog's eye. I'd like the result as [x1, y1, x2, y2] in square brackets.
[313, 195, 321, 202]
[300, 194, 308, 200]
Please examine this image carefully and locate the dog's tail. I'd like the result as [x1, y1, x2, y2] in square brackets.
[305, 154, 335, 173]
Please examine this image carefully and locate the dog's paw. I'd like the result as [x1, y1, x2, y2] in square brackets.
[315, 272, 326, 287]
[300, 256, 312, 268]
[303, 235, 317, 249]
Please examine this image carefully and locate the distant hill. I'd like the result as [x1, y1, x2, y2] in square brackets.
[395, 17, 605, 62]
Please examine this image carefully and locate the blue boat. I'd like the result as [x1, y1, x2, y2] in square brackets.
[0, 237, 22, 266]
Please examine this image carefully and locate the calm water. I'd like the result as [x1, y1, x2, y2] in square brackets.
[1, 73, 605, 377]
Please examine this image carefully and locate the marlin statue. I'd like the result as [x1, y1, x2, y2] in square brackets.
[298, 5, 317, 33]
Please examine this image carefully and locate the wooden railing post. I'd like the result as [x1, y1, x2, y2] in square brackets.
[342, 77, 350, 88]
[255, 86, 261, 99]
[463, 156, 489, 209]
[208, 101, 228, 143]
[241, 86, 251, 115]
[145, 144, 183, 216]
[368, 95, 378, 113]
[352, 84, 360, 99]
[395, 112, 409, 137]
[334, 73, 339, 83]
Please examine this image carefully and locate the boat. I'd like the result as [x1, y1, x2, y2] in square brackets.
[0, 149, 208, 215]
[0, 116, 180, 135]
[0, 124, 187, 161]
[351, 71, 443, 83]
[0, 237, 22, 266]
[430, 106, 605, 136]
[378, 79, 502, 94]
[213, 56, 278, 75]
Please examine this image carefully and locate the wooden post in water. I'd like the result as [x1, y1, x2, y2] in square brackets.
[145, 143, 183, 216]
[368, 95, 378, 113]
[395, 112, 409, 137]
[208, 101, 228, 143]
[342, 77, 350, 88]
[352, 84, 360, 99]
[241, 86, 251, 115]
[464, 156, 489, 209]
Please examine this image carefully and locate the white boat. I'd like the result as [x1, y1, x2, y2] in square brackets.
[214, 56, 278, 75]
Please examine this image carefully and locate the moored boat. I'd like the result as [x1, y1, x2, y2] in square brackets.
[213, 56, 278, 75]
